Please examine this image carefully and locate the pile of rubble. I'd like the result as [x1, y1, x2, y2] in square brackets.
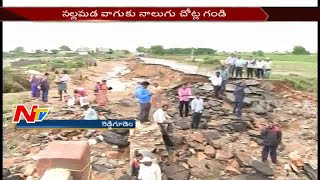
[3, 105, 133, 180]
[160, 79, 317, 180]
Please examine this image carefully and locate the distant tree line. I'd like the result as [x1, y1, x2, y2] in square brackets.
[137, 45, 312, 56]
[136, 45, 217, 55]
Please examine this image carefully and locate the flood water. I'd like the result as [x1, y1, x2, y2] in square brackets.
[103, 65, 133, 92]
[140, 57, 214, 77]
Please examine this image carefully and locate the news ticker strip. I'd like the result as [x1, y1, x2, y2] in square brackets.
[16, 120, 136, 129]
[1, 7, 319, 21]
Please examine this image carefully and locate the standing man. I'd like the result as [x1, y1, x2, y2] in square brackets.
[178, 83, 192, 118]
[235, 56, 246, 78]
[225, 53, 236, 78]
[61, 70, 71, 93]
[233, 82, 246, 117]
[264, 58, 273, 79]
[40, 73, 50, 105]
[246, 57, 256, 78]
[219, 65, 229, 95]
[210, 71, 222, 99]
[190, 93, 204, 129]
[261, 121, 282, 164]
[135, 81, 153, 123]
[256, 59, 264, 79]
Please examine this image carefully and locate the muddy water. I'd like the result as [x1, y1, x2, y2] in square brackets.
[102, 64, 134, 92]
[140, 57, 214, 77]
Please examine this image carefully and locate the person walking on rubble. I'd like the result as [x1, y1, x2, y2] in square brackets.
[135, 81, 153, 123]
[178, 83, 192, 118]
[190, 93, 204, 129]
[261, 121, 282, 165]
[233, 82, 246, 117]
[153, 104, 174, 146]
[96, 79, 112, 106]
[138, 157, 162, 180]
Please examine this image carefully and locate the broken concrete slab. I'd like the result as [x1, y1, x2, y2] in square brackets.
[40, 168, 73, 180]
[250, 160, 273, 176]
[35, 141, 90, 180]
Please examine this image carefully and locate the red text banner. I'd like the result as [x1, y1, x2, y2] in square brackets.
[0, 7, 268, 21]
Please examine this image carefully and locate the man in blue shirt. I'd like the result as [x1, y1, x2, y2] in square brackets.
[233, 82, 246, 117]
[135, 81, 153, 123]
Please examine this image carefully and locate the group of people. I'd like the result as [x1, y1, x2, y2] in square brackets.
[134, 81, 205, 129]
[29, 70, 112, 108]
[133, 79, 281, 177]
[29, 72, 50, 104]
[225, 53, 273, 79]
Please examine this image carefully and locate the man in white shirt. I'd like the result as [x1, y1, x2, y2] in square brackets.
[246, 57, 256, 78]
[153, 104, 171, 124]
[264, 59, 272, 79]
[256, 59, 264, 79]
[209, 71, 222, 99]
[235, 56, 246, 78]
[190, 93, 204, 129]
[138, 157, 162, 180]
[153, 105, 174, 146]
[224, 53, 236, 77]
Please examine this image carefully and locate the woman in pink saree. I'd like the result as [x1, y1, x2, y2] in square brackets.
[97, 79, 112, 106]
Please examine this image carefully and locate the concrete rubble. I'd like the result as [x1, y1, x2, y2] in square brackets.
[3, 60, 317, 180]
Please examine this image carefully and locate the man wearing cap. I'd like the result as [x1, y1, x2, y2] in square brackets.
[225, 53, 236, 77]
[135, 81, 153, 123]
[233, 81, 246, 117]
[138, 157, 162, 180]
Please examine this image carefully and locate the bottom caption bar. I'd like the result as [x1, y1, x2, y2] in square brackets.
[16, 120, 136, 129]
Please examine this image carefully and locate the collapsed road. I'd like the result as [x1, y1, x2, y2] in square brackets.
[3, 58, 318, 180]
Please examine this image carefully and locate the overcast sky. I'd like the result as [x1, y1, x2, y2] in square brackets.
[3, 22, 318, 53]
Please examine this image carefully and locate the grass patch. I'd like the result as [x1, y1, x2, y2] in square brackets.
[148, 53, 317, 92]
[269, 74, 317, 92]
[3, 95, 32, 114]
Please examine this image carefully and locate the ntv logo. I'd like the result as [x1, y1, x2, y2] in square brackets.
[12, 105, 49, 123]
